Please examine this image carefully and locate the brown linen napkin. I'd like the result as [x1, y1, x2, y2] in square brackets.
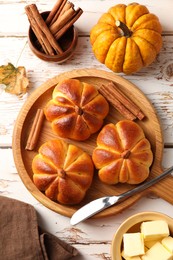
[0, 196, 78, 260]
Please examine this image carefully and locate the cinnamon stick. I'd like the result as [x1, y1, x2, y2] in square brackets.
[30, 4, 63, 54]
[49, 6, 76, 35]
[25, 4, 63, 55]
[49, 0, 67, 26]
[54, 8, 83, 40]
[46, 0, 66, 25]
[25, 109, 45, 151]
[25, 2, 83, 56]
[25, 5, 55, 55]
[106, 82, 145, 120]
[100, 85, 136, 120]
[58, 1, 74, 17]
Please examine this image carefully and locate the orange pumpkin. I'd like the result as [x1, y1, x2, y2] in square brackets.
[90, 3, 162, 74]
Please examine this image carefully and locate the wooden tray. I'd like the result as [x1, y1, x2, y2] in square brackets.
[12, 69, 173, 219]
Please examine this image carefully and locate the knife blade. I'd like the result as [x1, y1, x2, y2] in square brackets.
[70, 165, 173, 225]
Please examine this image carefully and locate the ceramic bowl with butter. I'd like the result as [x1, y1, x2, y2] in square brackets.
[111, 212, 173, 260]
[28, 11, 78, 63]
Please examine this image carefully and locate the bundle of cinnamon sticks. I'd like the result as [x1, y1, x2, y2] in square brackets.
[47, 0, 83, 40]
[99, 82, 145, 121]
[25, 0, 83, 55]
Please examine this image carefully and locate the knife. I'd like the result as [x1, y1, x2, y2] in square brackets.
[70, 165, 173, 225]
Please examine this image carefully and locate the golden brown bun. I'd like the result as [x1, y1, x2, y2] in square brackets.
[92, 120, 153, 185]
[32, 139, 94, 205]
[44, 78, 109, 141]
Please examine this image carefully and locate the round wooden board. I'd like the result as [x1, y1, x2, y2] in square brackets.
[12, 68, 167, 219]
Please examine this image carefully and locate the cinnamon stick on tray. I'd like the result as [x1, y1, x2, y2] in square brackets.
[25, 109, 45, 151]
[99, 82, 145, 121]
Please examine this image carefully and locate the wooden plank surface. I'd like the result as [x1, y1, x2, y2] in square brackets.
[0, 0, 172, 35]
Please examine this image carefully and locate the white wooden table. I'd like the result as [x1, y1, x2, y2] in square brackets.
[1, 1, 173, 259]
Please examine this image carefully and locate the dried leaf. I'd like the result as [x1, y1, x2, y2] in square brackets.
[0, 63, 29, 96]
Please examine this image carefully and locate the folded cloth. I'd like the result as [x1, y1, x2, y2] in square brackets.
[0, 196, 78, 260]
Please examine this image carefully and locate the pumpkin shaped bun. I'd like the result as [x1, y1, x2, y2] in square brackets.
[32, 139, 94, 205]
[44, 78, 109, 141]
[92, 120, 153, 185]
[90, 3, 162, 74]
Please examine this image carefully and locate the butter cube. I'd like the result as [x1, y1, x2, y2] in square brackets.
[141, 220, 169, 241]
[141, 242, 173, 260]
[123, 232, 145, 257]
[162, 236, 173, 253]
[145, 239, 161, 249]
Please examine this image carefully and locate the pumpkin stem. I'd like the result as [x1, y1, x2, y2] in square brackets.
[116, 20, 132, 38]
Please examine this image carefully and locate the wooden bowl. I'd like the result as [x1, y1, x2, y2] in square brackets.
[28, 11, 78, 63]
[111, 211, 173, 260]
